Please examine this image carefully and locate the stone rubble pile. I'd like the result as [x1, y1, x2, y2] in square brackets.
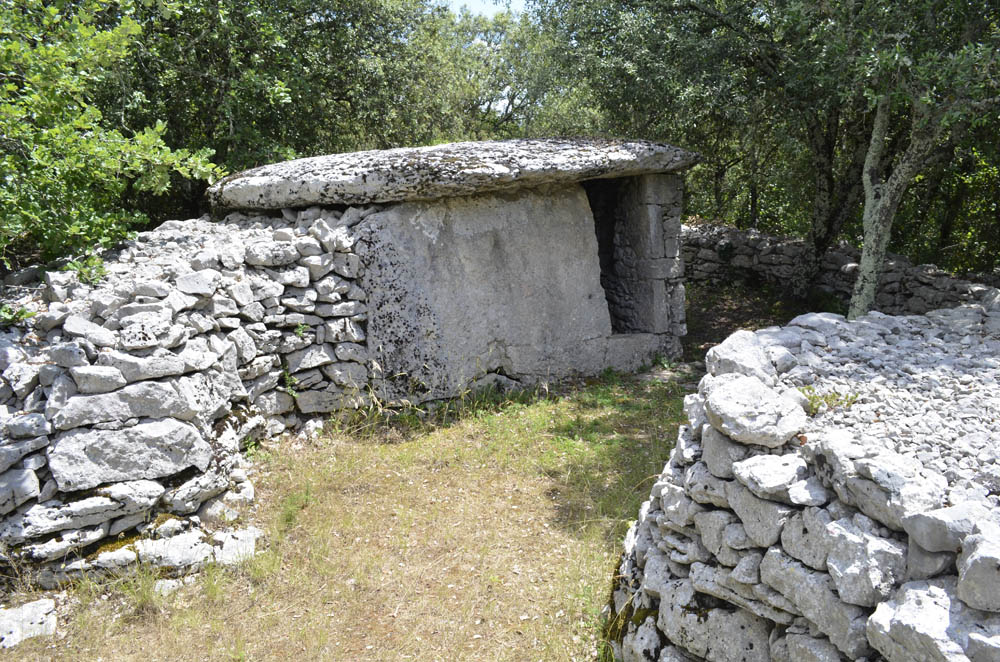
[0, 206, 377, 587]
[610, 306, 1000, 662]
[683, 224, 1000, 315]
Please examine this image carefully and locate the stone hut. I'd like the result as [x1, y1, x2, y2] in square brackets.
[0, 139, 697, 582]
[208, 138, 698, 403]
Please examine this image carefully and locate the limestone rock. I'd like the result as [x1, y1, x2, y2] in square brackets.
[906, 541, 956, 581]
[725, 481, 795, 547]
[47, 420, 210, 491]
[684, 462, 730, 508]
[759, 548, 871, 658]
[781, 507, 834, 571]
[161, 471, 228, 514]
[213, 527, 263, 565]
[705, 329, 778, 385]
[0, 469, 39, 515]
[0, 436, 48, 474]
[825, 515, 907, 607]
[98, 348, 187, 382]
[51, 381, 187, 429]
[175, 269, 222, 295]
[655, 578, 771, 662]
[208, 138, 699, 208]
[700, 425, 750, 479]
[5, 413, 51, 439]
[957, 533, 1000, 612]
[784, 634, 842, 662]
[622, 615, 660, 662]
[62, 315, 116, 347]
[0, 599, 56, 648]
[868, 578, 1000, 662]
[134, 529, 214, 571]
[902, 502, 995, 553]
[68, 365, 126, 394]
[704, 375, 807, 448]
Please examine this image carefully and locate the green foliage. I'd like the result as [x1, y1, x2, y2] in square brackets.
[0, 0, 224, 264]
[799, 386, 859, 417]
[293, 323, 309, 339]
[63, 252, 107, 285]
[0, 304, 34, 329]
[281, 370, 299, 399]
[534, 0, 1000, 278]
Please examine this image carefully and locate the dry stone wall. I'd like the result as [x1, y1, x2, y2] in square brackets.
[683, 224, 1000, 315]
[0, 207, 376, 585]
[610, 306, 1000, 662]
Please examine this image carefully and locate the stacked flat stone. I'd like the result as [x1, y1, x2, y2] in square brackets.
[683, 224, 1000, 315]
[0, 207, 374, 585]
[610, 309, 1000, 662]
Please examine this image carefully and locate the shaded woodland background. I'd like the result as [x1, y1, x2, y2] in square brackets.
[2, 0, 998, 303]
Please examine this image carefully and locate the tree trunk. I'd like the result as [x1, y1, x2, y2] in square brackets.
[849, 96, 939, 318]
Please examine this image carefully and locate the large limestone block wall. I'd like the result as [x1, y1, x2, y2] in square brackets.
[683, 224, 1000, 315]
[610, 306, 1000, 662]
[360, 184, 617, 402]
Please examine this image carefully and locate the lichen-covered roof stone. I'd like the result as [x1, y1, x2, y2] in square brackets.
[206, 138, 699, 209]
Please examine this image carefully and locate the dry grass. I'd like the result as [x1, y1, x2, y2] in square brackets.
[7, 372, 692, 662]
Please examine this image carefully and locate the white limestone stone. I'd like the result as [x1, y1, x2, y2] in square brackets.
[957, 533, 1000, 612]
[725, 481, 795, 547]
[655, 578, 771, 662]
[759, 548, 871, 658]
[902, 501, 996, 553]
[68, 365, 126, 393]
[705, 329, 778, 385]
[175, 268, 222, 295]
[700, 425, 750, 479]
[0, 468, 39, 515]
[704, 375, 807, 448]
[0, 599, 56, 648]
[825, 515, 908, 607]
[62, 315, 116, 347]
[868, 578, 1000, 662]
[622, 615, 660, 662]
[47, 420, 210, 491]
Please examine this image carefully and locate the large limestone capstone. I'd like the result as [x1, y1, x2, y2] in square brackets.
[207, 138, 699, 209]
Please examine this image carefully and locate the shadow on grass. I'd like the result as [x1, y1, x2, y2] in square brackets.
[535, 372, 688, 546]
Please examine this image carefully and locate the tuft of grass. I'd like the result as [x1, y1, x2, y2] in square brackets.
[117, 563, 165, 620]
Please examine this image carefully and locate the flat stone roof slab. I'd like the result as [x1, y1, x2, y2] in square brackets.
[207, 138, 699, 209]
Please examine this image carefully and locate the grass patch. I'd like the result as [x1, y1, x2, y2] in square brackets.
[11, 372, 687, 662]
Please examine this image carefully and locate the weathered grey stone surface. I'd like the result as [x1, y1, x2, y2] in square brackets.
[824, 515, 907, 607]
[705, 329, 777, 385]
[867, 578, 1000, 662]
[0, 599, 56, 648]
[609, 300, 1000, 662]
[208, 138, 698, 208]
[956, 533, 1000, 612]
[47, 420, 210, 491]
[704, 375, 807, 448]
[759, 548, 871, 658]
[359, 184, 618, 402]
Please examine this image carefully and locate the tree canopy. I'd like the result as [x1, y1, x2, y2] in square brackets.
[2, 0, 998, 315]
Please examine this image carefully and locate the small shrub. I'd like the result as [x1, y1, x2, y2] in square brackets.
[0, 304, 35, 328]
[63, 252, 107, 285]
[799, 386, 858, 416]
